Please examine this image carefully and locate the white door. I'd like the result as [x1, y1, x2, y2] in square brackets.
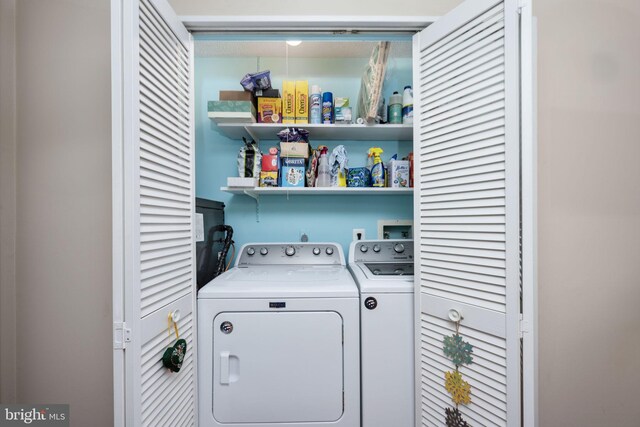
[413, 0, 535, 426]
[112, 0, 196, 425]
[212, 311, 344, 423]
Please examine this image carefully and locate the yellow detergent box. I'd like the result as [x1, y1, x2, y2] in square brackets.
[295, 80, 309, 124]
[282, 80, 296, 124]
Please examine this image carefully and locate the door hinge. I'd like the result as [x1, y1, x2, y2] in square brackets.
[114, 322, 131, 350]
[518, 0, 529, 14]
[519, 314, 530, 338]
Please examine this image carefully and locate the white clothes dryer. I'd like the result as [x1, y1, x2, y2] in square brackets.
[349, 239, 415, 427]
[198, 242, 360, 427]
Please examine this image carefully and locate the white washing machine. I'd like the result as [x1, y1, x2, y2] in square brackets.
[348, 239, 415, 427]
[198, 242, 360, 427]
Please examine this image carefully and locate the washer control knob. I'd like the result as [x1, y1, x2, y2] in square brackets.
[285, 246, 296, 257]
[360, 245, 369, 253]
[246, 247, 256, 256]
[325, 247, 334, 256]
[393, 243, 405, 253]
[313, 247, 321, 255]
[364, 297, 378, 310]
[373, 244, 381, 253]
[220, 321, 233, 334]
[260, 247, 269, 256]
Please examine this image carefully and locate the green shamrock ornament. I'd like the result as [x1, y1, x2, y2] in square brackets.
[443, 333, 473, 367]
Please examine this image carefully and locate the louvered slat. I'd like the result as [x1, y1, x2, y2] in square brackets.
[135, 0, 194, 425]
[416, 0, 520, 425]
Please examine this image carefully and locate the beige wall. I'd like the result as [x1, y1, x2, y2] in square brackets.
[535, 0, 640, 425]
[1, 0, 639, 426]
[0, 0, 114, 425]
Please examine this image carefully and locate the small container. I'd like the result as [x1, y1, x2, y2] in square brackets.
[309, 85, 322, 124]
[322, 92, 334, 124]
[389, 91, 403, 124]
[402, 86, 413, 124]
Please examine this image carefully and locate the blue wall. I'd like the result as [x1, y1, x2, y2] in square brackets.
[194, 48, 413, 261]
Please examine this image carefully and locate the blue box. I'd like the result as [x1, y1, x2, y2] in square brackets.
[281, 157, 306, 187]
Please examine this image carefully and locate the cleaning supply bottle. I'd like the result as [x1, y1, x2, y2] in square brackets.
[316, 146, 331, 187]
[322, 92, 334, 124]
[370, 147, 385, 187]
[402, 85, 413, 124]
[389, 91, 403, 124]
[310, 85, 322, 124]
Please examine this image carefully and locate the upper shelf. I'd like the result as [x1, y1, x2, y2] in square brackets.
[215, 123, 413, 142]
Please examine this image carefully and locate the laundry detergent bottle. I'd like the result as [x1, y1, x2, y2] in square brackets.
[370, 147, 385, 187]
[316, 146, 331, 187]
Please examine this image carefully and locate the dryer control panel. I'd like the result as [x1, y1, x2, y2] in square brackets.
[237, 243, 344, 266]
[351, 240, 414, 263]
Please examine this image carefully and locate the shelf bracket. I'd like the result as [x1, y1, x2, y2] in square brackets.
[243, 189, 260, 222]
[244, 125, 260, 143]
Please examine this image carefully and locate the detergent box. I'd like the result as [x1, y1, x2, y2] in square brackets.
[281, 157, 306, 187]
[389, 159, 410, 188]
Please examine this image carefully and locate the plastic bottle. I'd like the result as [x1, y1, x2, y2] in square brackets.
[402, 86, 413, 124]
[389, 91, 403, 124]
[316, 147, 331, 187]
[322, 92, 334, 124]
[310, 85, 322, 124]
[370, 147, 385, 187]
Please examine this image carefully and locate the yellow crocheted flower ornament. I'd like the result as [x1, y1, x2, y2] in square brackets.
[444, 370, 471, 405]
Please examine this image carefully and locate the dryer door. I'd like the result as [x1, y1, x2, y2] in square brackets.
[212, 311, 344, 423]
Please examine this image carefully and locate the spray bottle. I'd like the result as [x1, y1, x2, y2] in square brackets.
[370, 147, 385, 187]
[316, 146, 331, 187]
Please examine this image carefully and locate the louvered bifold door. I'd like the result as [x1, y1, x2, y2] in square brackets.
[413, 0, 522, 426]
[120, 0, 195, 425]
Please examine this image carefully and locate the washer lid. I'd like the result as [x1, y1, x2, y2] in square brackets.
[349, 263, 414, 294]
[198, 265, 358, 299]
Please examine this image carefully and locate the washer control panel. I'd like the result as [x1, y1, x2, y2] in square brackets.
[237, 243, 343, 266]
[352, 240, 413, 263]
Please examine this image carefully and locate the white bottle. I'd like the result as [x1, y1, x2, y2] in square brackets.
[316, 148, 331, 187]
[402, 85, 413, 124]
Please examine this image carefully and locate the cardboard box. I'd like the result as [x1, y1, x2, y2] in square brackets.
[261, 153, 279, 171]
[280, 142, 309, 159]
[389, 160, 410, 188]
[227, 177, 258, 188]
[259, 171, 278, 187]
[219, 90, 255, 103]
[281, 157, 306, 187]
[295, 80, 309, 124]
[282, 80, 296, 124]
[257, 97, 282, 123]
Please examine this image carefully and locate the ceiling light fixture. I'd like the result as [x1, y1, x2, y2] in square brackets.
[286, 40, 302, 47]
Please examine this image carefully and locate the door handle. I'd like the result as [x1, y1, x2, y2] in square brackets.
[220, 351, 230, 384]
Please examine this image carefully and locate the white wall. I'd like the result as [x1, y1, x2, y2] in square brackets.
[0, 0, 114, 425]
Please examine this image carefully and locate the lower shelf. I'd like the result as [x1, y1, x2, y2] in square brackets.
[221, 187, 413, 196]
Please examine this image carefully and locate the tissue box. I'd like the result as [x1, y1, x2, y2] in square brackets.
[280, 142, 309, 159]
[281, 157, 306, 187]
[227, 177, 258, 188]
[207, 101, 256, 123]
[389, 160, 410, 188]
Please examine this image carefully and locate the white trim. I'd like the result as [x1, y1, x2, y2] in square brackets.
[503, 1, 522, 424]
[181, 15, 437, 33]
[521, 5, 538, 427]
[411, 30, 422, 427]
[110, 0, 125, 425]
[151, 0, 190, 48]
[187, 31, 198, 427]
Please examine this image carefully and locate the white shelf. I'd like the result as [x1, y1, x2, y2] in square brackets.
[215, 123, 413, 142]
[221, 186, 413, 197]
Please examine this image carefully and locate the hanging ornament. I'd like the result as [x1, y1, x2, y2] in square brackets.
[445, 407, 470, 427]
[444, 370, 471, 405]
[443, 333, 474, 367]
[162, 311, 188, 373]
